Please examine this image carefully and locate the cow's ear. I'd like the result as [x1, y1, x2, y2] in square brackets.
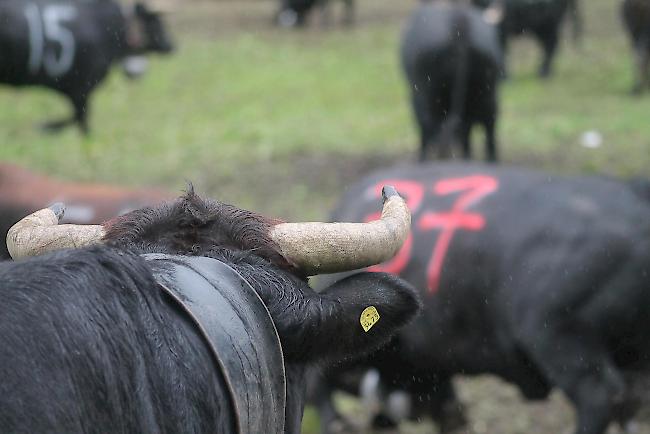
[302, 272, 421, 365]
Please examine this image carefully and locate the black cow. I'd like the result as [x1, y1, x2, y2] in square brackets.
[473, 0, 575, 77]
[401, 2, 503, 162]
[0, 0, 173, 134]
[0, 187, 420, 433]
[622, 0, 650, 94]
[313, 163, 650, 434]
[275, 0, 354, 28]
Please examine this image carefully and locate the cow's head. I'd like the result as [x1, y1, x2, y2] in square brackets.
[130, 2, 174, 54]
[7, 187, 421, 430]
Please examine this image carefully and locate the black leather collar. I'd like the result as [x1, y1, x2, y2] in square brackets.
[143, 254, 286, 434]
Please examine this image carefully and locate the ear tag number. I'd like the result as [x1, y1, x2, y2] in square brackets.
[360, 306, 380, 332]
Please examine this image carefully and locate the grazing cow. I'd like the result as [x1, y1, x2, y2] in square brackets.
[0, 0, 173, 134]
[472, 0, 575, 77]
[1, 185, 420, 433]
[0, 163, 171, 260]
[313, 163, 650, 434]
[622, 0, 650, 94]
[401, 2, 503, 162]
[275, 0, 354, 28]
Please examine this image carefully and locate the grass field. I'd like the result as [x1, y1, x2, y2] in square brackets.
[1, 0, 649, 432]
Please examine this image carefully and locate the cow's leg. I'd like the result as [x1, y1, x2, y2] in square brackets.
[520, 324, 625, 434]
[311, 377, 356, 434]
[635, 37, 650, 93]
[411, 92, 439, 162]
[498, 29, 509, 79]
[317, 0, 332, 27]
[341, 0, 354, 26]
[484, 112, 498, 162]
[538, 27, 559, 78]
[630, 39, 649, 95]
[460, 121, 472, 160]
[428, 378, 467, 434]
[72, 94, 90, 135]
[41, 92, 90, 134]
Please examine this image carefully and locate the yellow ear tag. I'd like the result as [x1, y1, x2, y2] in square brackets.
[360, 306, 380, 332]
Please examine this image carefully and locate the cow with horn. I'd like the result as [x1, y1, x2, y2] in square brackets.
[311, 163, 650, 434]
[0, 186, 420, 433]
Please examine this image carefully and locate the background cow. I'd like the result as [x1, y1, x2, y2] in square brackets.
[313, 162, 650, 434]
[0, 163, 172, 260]
[401, 2, 503, 161]
[472, 0, 575, 77]
[622, 0, 650, 94]
[1, 187, 420, 433]
[275, 0, 354, 28]
[0, 0, 173, 133]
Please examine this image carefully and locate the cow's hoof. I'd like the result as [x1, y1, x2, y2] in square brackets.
[48, 203, 66, 221]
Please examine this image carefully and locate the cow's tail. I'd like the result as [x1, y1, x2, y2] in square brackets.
[438, 10, 470, 158]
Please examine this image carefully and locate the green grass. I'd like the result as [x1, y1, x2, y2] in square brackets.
[0, 0, 649, 431]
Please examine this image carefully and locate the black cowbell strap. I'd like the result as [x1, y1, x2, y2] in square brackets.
[143, 254, 286, 434]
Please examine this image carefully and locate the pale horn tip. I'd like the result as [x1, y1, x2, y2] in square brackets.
[381, 185, 400, 202]
[49, 202, 66, 221]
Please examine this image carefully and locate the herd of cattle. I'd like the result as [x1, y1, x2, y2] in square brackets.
[1, 1, 650, 434]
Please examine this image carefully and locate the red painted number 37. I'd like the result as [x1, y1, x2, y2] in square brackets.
[364, 175, 499, 294]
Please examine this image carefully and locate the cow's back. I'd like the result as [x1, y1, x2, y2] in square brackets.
[0, 247, 236, 433]
[401, 3, 502, 78]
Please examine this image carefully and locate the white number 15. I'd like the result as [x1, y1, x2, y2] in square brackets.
[25, 3, 78, 78]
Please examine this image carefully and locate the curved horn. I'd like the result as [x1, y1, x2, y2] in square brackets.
[269, 186, 411, 275]
[7, 203, 105, 260]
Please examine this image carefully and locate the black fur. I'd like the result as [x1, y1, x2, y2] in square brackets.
[0, 247, 235, 433]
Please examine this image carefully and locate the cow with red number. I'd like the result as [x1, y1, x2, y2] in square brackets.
[313, 162, 650, 434]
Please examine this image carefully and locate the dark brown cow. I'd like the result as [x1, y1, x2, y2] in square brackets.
[0, 163, 172, 259]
